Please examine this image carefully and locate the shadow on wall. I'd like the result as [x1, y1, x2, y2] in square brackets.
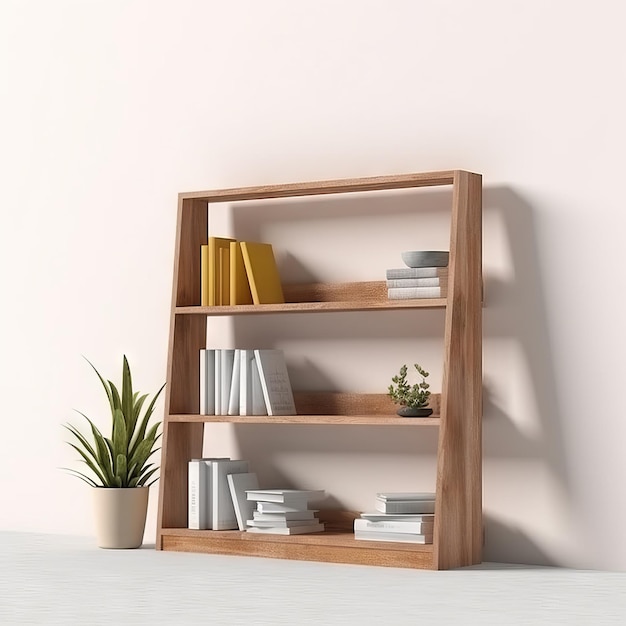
[483, 514, 553, 567]
[482, 186, 568, 566]
[211, 182, 568, 567]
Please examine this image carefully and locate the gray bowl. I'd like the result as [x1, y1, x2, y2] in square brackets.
[401, 250, 449, 268]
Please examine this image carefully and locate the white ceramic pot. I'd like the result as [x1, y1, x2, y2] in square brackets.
[92, 487, 149, 549]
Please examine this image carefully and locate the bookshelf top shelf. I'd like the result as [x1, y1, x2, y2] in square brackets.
[179, 170, 466, 203]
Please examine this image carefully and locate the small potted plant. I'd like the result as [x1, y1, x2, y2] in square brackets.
[63, 356, 165, 548]
[388, 363, 433, 417]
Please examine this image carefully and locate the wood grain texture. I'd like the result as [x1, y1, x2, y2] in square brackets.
[433, 170, 482, 570]
[157, 197, 208, 549]
[160, 529, 434, 569]
[179, 171, 456, 202]
[176, 296, 447, 316]
[166, 392, 441, 425]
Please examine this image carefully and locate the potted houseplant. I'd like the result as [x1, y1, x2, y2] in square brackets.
[63, 355, 165, 548]
[388, 363, 433, 417]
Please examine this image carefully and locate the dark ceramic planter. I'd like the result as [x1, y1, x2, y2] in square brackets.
[396, 406, 433, 418]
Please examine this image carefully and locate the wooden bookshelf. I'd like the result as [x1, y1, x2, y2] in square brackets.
[156, 170, 482, 570]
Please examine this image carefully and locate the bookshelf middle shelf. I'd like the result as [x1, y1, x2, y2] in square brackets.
[168, 393, 442, 426]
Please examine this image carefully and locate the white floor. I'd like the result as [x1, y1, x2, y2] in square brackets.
[1, 533, 625, 625]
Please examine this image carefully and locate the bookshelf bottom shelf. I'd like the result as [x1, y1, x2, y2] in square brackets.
[158, 528, 435, 569]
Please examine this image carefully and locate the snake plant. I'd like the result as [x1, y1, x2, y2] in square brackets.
[63, 356, 165, 488]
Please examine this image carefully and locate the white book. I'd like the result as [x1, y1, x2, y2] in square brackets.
[385, 267, 448, 280]
[246, 523, 325, 535]
[375, 500, 435, 514]
[239, 349, 253, 416]
[360, 512, 435, 522]
[247, 519, 319, 528]
[211, 460, 249, 530]
[256, 501, 313, 514]
[240, 352, 271, 416]
[377, 492, 436, 501]
[354, 530, 433, 544]
[199, 349, 216, 415]
[253, 510, 317, 521]
[219, 349, 236, 415]
[227, 472, 259, 531]
[227, 349, 241, 416]
[253, 349, 296, 416]
[386, 277, 444, 288]
[250, 358, 268, 415]
[214, 349, 222, 415]
[246, 489, 325, 504]
[187, 457, 229, 529]
[387, 286, 442, 300]
[354, 518, 434, 534]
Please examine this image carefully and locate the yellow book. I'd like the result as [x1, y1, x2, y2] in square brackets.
[200, 244, 210, 306]
[240, 242, 285, 305]
[208, 237, 235, 306]
[229, 241, 253, 305]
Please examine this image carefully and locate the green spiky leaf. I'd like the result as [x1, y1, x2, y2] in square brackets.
[64, 356, 164, 490]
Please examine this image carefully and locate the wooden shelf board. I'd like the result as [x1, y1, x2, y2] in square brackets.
[159, 528, 434, 569]
[179, 171, 457, 203]
[166, 414, 441, 426]
[175, 299, 447, 316]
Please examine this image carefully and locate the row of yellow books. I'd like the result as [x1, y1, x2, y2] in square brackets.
[201, 237, 285, 306]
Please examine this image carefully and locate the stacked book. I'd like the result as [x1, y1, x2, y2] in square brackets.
[200, 348, 296, 416]
[386, 267, 448, 300]
[244, 489, 326, 535]
[354, 492, 436, 543]
[201, 236, 285, 306]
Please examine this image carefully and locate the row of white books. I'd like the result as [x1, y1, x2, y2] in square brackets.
[188, 460, 326, 535]
[385, 267, 448, 300]
[355, 492, 436, 544]
[200, 348, 296, 416]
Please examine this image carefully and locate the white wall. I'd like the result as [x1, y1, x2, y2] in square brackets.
[1, 0, 625, 570]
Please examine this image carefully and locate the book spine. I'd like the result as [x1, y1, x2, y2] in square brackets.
[387, 286, 442, 300]
[385, 267, 447, 280]
[354, 518, 434, 534]
[227, 349, 241, 416]
[188, 460, 208, 529]
[386, 277, 444, 288]
[251, 357, 268, 415]
[220, 349, 236, 415]
[354, 530, 433, 544]
[375, 500, 436, 514]
[218, 246, 230, 305]
[199, 349, 215, 415]
[201, 245, 210, 306]
[229, 241, 253, 305]
[239, 349, 253, 416]
[214, 349, 221, 415]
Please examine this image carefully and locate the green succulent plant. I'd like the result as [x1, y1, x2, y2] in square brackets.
[388, 363, 431, 409]
[63, 356, 165, 488]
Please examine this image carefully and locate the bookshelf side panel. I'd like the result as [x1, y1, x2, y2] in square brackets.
[434, 171, 483, 569]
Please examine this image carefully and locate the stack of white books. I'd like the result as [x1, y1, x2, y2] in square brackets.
[385, 267, 448, 300]
[244, 489, 326, 535]
[354, 492, 436, 543]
